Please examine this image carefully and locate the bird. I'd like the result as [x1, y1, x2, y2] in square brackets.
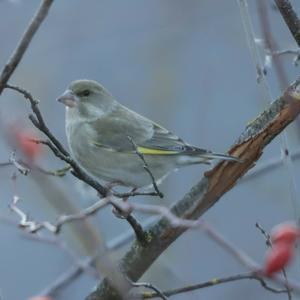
[57, 79, 240, 190]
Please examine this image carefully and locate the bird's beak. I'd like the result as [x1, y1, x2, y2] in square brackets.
[57, 90, 78, 107]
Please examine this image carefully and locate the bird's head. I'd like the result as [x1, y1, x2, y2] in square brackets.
[57, 79, 114, 118]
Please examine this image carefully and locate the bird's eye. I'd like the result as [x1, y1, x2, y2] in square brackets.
[81, 90, 90, 97]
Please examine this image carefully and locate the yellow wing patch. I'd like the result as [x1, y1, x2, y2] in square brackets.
[137, 146, 177, 155]
[92, 141, 178, 155]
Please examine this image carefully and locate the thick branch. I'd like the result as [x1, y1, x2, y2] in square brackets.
[274, 0, 300, 47]
[87, 80, 300, 300]
[0, 0, 54, 94]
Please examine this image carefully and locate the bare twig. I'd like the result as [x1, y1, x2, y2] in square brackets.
[114, 190, 161, 198]
[35, 164, 71, 177]
[9, 196, 57, 233]
[125, 214, 148, 244]
[142, 272, 289, 299]
[273, 48, 300, 56]
[237, 0, 266, 83]
[10, 195, 109, 234]
[257, 0, 288, 90]
[107, 216, 158, 251]
[127, 136, 164, 198]
[256, 222, 272, 246]
[132, 281, 168, 300]
[53, 198, 109, 233]
[0, 157, 71, 177]
[9, 151, 30, 175]
[0, 0, 54, 94]
[242, 147, 300, 182]
[0, 161, 11, 167]
[272, 48, 300, 66]
[5, 84, 70, 157]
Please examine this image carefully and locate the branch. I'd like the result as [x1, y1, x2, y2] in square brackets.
[274, 0, 300, 47]
[0, 0, 54, 94]
[127, 136, 164, 198]
[9, 151, 30, 175]
[142, 272, 288, 299]
[132, 281, 168, 300]
[86, 80, 300, 300]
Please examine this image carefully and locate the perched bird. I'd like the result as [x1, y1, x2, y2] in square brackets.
[57, 79, 239, 189]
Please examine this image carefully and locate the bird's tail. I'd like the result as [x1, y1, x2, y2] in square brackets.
[177, 149, 242, 166]
[201, 152, 242, 162]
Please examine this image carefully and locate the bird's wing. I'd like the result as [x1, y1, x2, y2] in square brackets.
[138, 123, 208, 155]
[90, 104, 209, 156]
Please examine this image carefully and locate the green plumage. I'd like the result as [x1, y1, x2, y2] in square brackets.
[58, 79, 240, 188]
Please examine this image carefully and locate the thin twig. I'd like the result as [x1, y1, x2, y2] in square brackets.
[132, 281, 168, 300]
[5, 85, 69, 157]
[113, 190, 161, 198]
[107, 216, 158, 251]
[0, 161, 11, 167]
[9, 151, 30, 175]
[35, 164, 71, 177]
[127, 136, 163, 198]
[0, 158, 70, 176]
[142, 272, 288, 299]
[256, 222, 272, 246]
[272, 48, 300, 66]
[10, 195, 109, 234]
[125, 214, 148, 244]
[237, 0, 266, 83]
[242, 147, 300, 182]
[0, 0, 54, 94]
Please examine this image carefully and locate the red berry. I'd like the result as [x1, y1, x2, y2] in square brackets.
[271, 222, 299, 245]
[264, 243, 293, 276]
[15, 130, 42, 161]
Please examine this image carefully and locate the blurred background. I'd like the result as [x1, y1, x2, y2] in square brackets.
[0, 0, 300, 299]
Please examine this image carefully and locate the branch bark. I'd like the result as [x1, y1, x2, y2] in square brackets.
[274, 0, 300, 47]
[0, 0, 54, 94]
[86, 80, 300, 299]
